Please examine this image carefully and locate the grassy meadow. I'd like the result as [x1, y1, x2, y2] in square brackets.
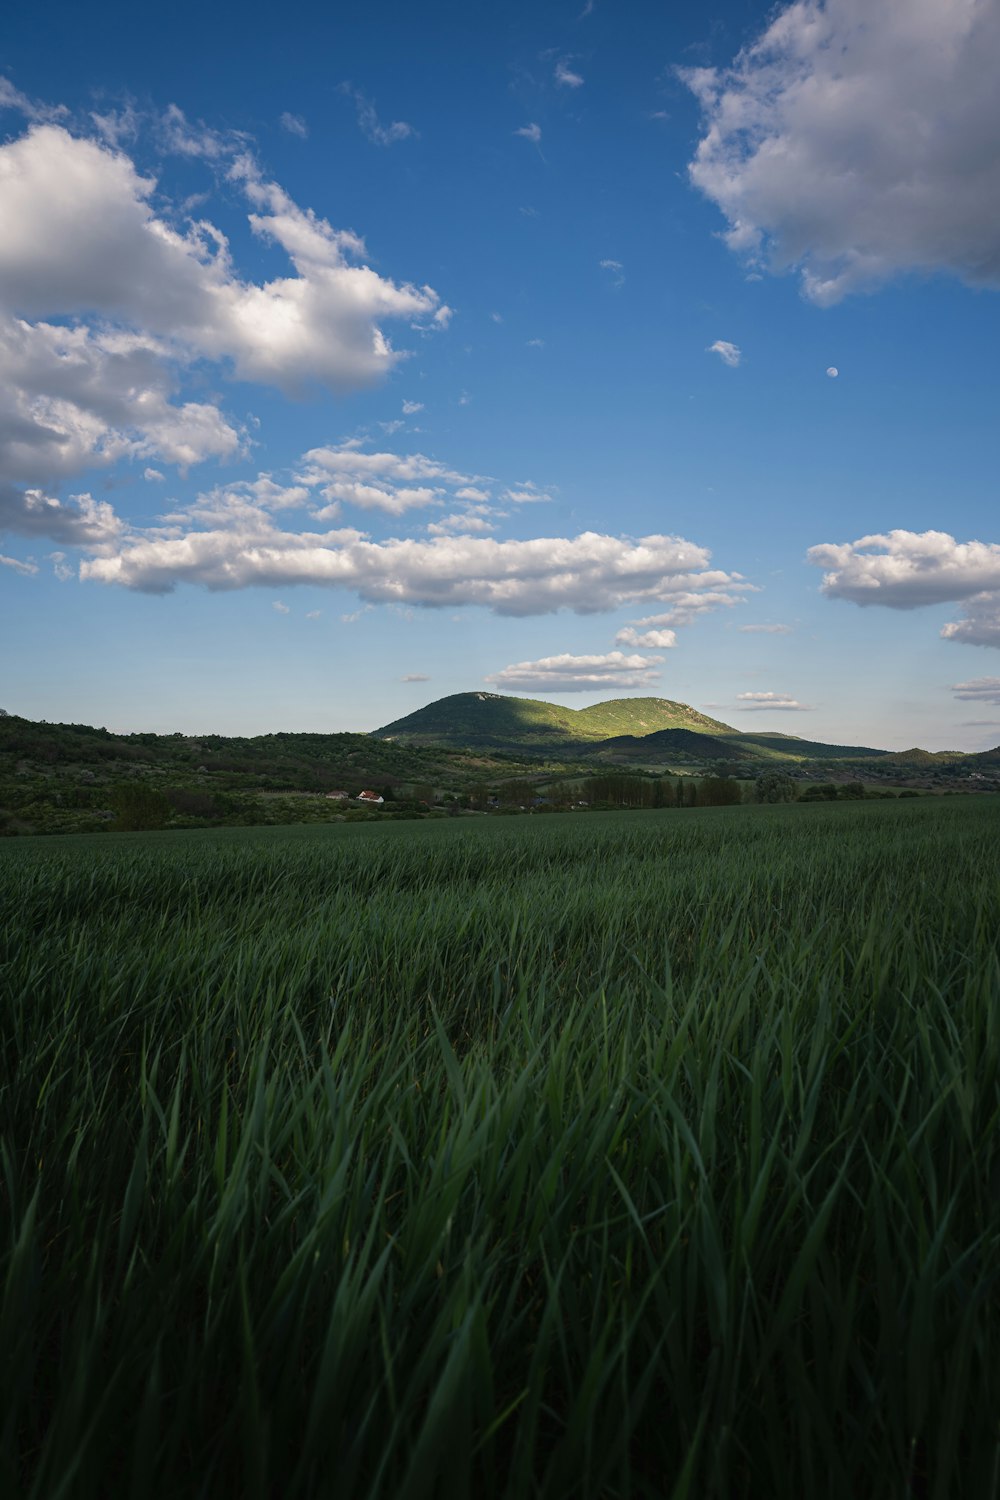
[2, 799, 999, 1497]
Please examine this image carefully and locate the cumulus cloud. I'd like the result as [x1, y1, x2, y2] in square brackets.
[952, 678, 1000, 704]
[0, 115, 450, 545]
[1, 486, 123, 547]
[401, 399, 424, 414]
[683, 0, 1000, 303]
[0, 125, 445, 392]
[515, 123, 542, 143]
[80, 521, 739, 616]
[297, 442, 489, 521]
[614, 626, 677, 649]
[737, 691, 809, 710]
[808, 528, 1000, 647]
[272, 600, 290, 614]
[485, 651, 664, 692]
[341, 86, 415, 146]
[280, 112, 309, 138]
[708, 340, 741, 367]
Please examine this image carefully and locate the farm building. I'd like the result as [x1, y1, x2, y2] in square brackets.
[325, 790, 349, 800]
[355, 790, 384, 805]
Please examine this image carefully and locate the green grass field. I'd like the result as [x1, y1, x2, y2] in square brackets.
[3, 800, 999, 1497]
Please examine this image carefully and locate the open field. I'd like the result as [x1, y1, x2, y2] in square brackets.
[3, 800, 999, 1497]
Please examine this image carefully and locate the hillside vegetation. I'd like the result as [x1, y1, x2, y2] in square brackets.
[374, 692, 734, 749]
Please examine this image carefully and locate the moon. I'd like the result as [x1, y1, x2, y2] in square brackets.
[826, 366, 839, 378]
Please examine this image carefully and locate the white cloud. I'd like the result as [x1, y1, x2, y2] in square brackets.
[952, 678, 1000, 704]
[826, 367, 839, 378]
[341, 86, 415, 146]
[0, 124, 445, 392]
[619, 588, 751, 635]
[808, 529, 1000, 647]
[614, 626, 678, 649]
[683, 0, 1000, 304]
[402, 399, 424, 414]
[737, 691, 809, 710]
[305, 609, 321, 619]
[280, 112, 309, 138]
[503, 481, 552, 504]
[0, 551, 37, 575]
[315, 481, 440, 517]
[526, 338, 545, 348]
[490, 311, 503, 323]
[401, 672, 430, 682]
[81, 520, 740, 617]
[272, 600, 290, 614]
[809, 531, 1000, 608]
[555, 61, 584, 88]
[599, 258, 625, 288]
[485, 651, 664, 692]
[426, 512, 496, 536]
[143, 467, 165, 482]
[515, 123, 542, 143]
[739, 622, 791, 634]
[708, 340, 741, 367]
[0, 116, 451, 547]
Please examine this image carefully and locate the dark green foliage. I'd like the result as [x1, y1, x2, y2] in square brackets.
[755, 770, 797, 803]
[2, 799, 999, 1495]
[697, 775, 743, 806]
[800, 782, 840, 801]
[109, 782, 171, 831]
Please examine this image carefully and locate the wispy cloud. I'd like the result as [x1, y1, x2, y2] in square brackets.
[515, 123, 542, 143]
[486, 651, 663, 692]
[0, 552, 38, 576]
[402, 399, 424, 415]
[279, 111, 308, 139]
[341, 85, 415, 145]
[599, 258, 625, 288]
[708, 340, 741, 368]
[555, 60, 584, 88]
[739, 622, 791, 634]
[736, 691, 810, 711]
[272, 600, 290, 614]
[401, 673, 430, 682]
[952, 678, 1000, 705]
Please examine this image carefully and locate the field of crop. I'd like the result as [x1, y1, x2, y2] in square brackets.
[3, 798, 999, 1498]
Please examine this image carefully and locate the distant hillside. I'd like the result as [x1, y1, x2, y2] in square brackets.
[374, 693, 734, 751]
[589, 728, 753, 763]
[725, 731, 891, 762]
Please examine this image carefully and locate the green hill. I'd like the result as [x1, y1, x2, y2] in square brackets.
[373, 693, 734, 751]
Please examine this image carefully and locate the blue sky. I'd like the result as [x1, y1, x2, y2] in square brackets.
[2, 0, 1000, 749]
